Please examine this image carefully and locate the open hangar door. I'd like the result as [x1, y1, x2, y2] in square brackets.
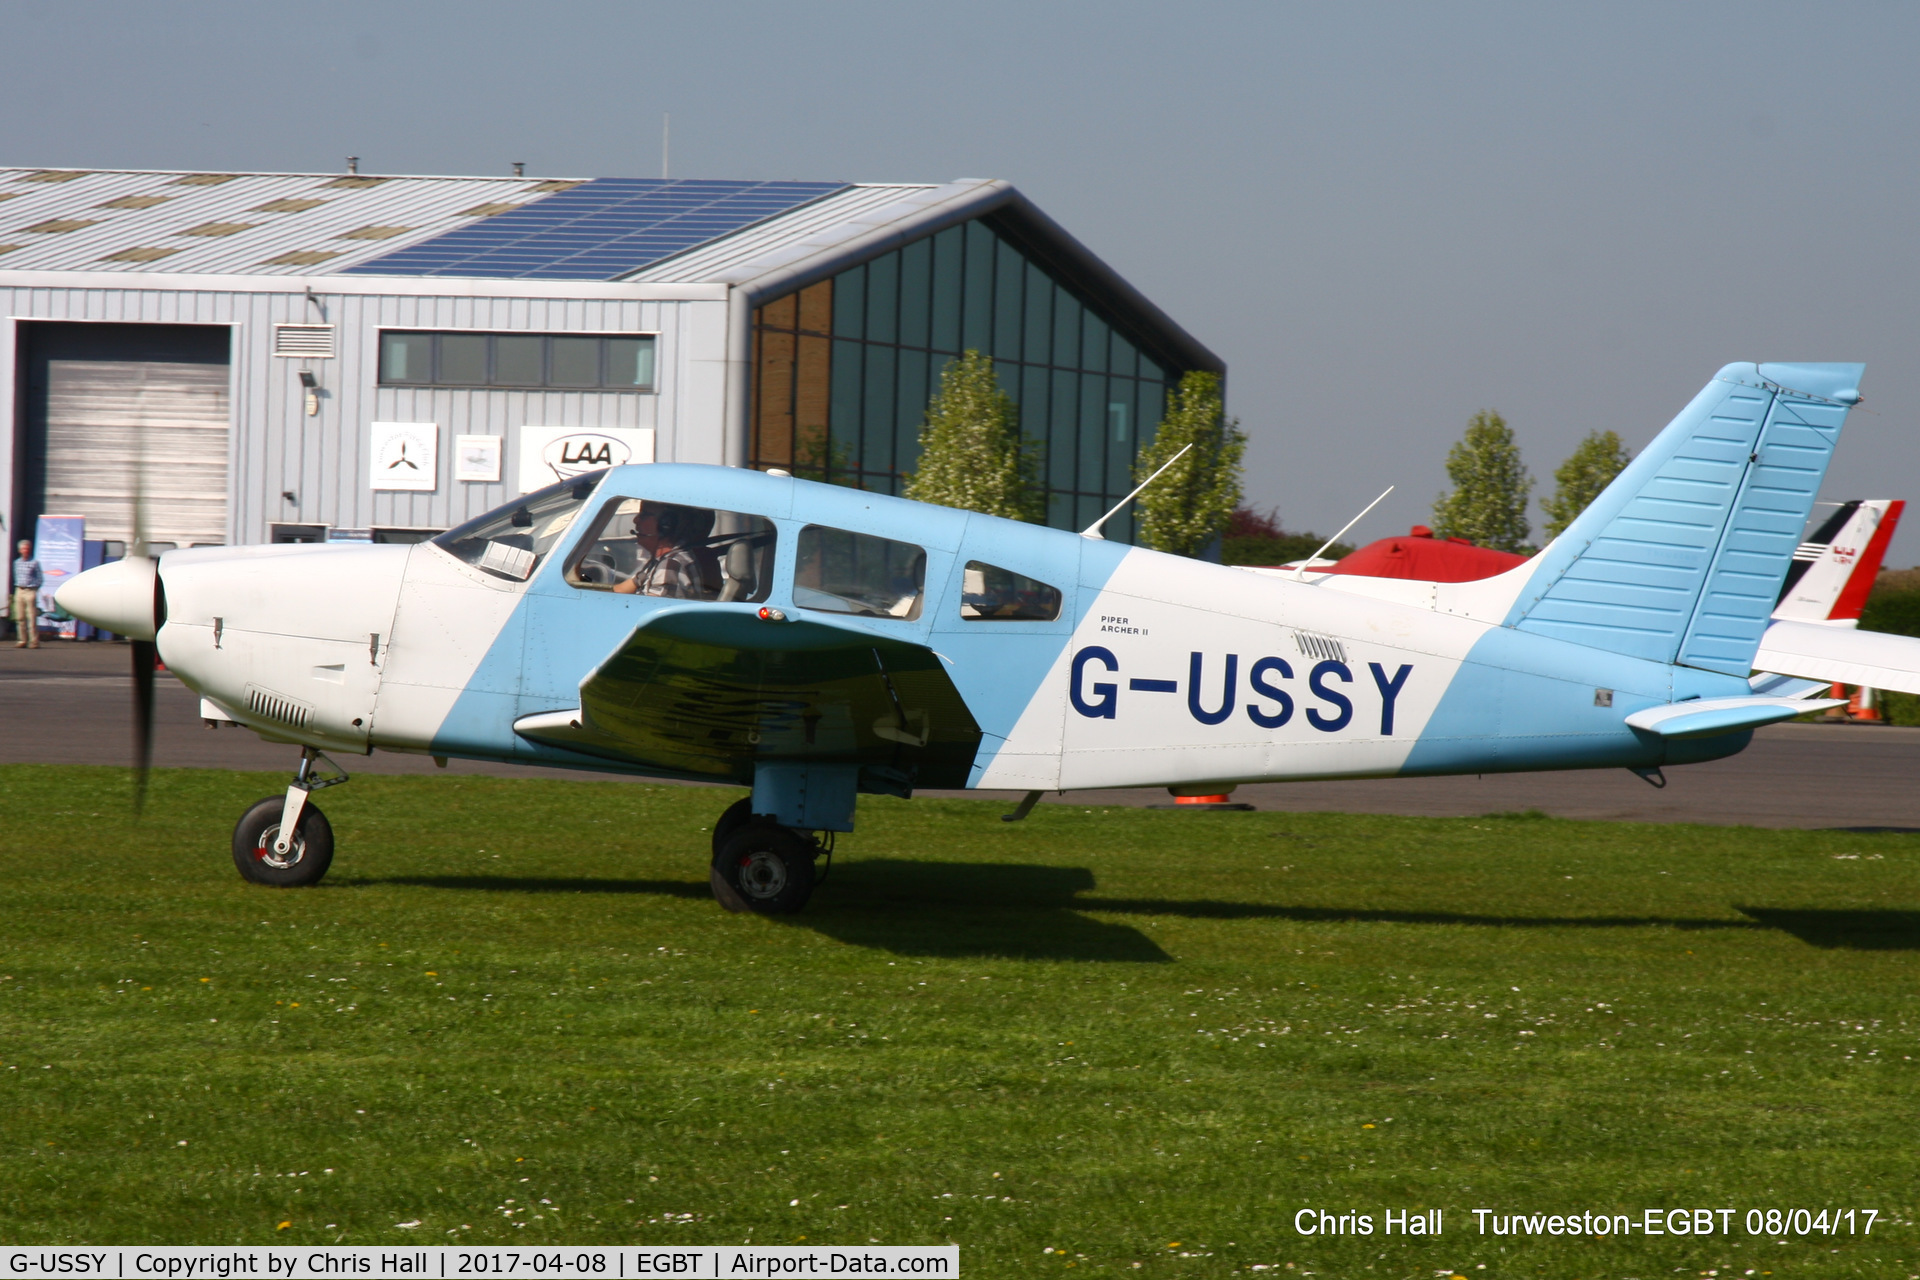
[14, 322, 232, 551]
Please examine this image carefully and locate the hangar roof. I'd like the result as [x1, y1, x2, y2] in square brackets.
[0, 167, 566, 275]
[0, 166, 1220, 372]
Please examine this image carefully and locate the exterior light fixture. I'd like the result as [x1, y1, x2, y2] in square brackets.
[298, 369, 319, 417]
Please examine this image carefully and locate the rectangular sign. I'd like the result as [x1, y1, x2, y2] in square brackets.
[370, 423, 440, 492]
[453, 434, 504, 484]
[517, 427, 655, 495]
[33, 513, 85, 638]
[0, 1246, 958, 1277]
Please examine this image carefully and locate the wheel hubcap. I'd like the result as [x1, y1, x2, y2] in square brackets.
[254, 825, 305, 871]
[736, 849, 787, 900]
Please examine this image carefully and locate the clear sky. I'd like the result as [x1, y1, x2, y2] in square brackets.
[7, 1, 1918, 563]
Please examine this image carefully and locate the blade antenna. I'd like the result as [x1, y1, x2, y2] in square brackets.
[1293, 485, 1395, 580]
[1081, 443, 1192, 540]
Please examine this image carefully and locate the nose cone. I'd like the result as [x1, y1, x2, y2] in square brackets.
[56, 556, 159, 640]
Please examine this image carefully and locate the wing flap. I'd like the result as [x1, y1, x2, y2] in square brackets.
[517, 605, 981, 788]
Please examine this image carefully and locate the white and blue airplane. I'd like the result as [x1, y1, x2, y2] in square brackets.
[56, 361, 1909, 913]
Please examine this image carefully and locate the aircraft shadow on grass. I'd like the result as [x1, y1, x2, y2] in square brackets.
[376, 862, 1171, 963]
[1734, 907, 1920, 950]
[370, 864, 1920, 957]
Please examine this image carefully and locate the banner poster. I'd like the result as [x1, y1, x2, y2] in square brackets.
[33, 514, 85, 639]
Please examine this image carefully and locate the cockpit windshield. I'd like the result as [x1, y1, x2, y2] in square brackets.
[431, 471, 605, 582]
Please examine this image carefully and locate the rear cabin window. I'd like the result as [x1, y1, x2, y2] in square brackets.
[960, 561, 1062, 621]
[794, 526, 926, 620]
[432, 473, 601, 582]
[566, 498, 776, 602]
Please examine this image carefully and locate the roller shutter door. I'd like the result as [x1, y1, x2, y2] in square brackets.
[23, 323, 231, 548]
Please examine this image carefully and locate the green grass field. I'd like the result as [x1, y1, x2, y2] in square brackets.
[2, 764, 1917, 1278]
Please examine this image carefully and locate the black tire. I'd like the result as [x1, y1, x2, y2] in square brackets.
[711, 796, 755, 859]
[231, 795, 334, 887]
[710, 822, 816, 914]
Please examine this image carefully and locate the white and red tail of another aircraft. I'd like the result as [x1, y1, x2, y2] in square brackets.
[1771, 499, 1905, 627]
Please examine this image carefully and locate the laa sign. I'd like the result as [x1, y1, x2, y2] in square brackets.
[518, 427, 655, 493]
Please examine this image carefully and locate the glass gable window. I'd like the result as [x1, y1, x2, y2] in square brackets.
[794, 526, 926, 620]
[380, 331, 656, 390]
[749, 216, 1186, 542]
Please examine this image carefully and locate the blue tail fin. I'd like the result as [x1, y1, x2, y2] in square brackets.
[1506, 362, 1863, 675]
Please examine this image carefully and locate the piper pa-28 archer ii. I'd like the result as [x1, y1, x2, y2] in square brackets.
[56, 360, 1920, 914]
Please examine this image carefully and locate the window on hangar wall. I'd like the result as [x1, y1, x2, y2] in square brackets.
[379, 331, 656, 391]
[748, 217, 1185, 541]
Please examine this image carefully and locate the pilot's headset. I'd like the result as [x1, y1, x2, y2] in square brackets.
[633, 502, 688, 541]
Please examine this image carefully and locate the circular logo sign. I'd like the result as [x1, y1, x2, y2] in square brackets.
[540, 432, 632, 483]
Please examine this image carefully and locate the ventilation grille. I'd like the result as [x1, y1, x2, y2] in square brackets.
[273, 323, 335, 357]
[1292, 630, 1348, 664]
[246, 685, 313, 729]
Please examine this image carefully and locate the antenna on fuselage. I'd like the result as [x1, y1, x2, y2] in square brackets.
[1080, 443, 1192, 540]
[1293, 484, 1395, 580]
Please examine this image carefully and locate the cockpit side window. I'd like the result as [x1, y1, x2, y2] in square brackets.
[432, 472, 603, 582]
[794, 525, 926, 620]
[565, 498, 777, 602]
[960, 561, 1062, 621]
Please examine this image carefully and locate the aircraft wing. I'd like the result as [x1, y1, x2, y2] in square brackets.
[1753, 619, 1920, 696]
[513, 605, 982, 789]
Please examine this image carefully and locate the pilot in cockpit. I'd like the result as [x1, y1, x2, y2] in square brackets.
[612, 501, 722, 599]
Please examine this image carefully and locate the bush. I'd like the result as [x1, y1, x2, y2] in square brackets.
[1859, 585, 1920, 639]
[1221, 507, 1351, 566]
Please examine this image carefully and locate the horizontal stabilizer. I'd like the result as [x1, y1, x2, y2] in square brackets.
[1753, 620, 1920, 696]
[1624, 694, 1842, 739]
[1747, 672, 1830, 699]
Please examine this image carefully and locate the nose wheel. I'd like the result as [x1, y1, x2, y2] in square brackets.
[232, 747, 348, 887]
[232, 795, 334, 886]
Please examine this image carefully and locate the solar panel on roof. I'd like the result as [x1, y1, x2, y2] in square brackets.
[339, 177, 847, 280]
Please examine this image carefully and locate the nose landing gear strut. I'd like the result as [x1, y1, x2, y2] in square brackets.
[232, 747, 349, 887]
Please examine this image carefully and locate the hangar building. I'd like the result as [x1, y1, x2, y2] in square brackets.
[0, 166, 1221, 552]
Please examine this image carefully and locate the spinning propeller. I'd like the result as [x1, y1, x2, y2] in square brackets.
[53, 449, 164, 811]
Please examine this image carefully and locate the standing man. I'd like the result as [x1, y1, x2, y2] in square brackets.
[12, 539, 43, 648]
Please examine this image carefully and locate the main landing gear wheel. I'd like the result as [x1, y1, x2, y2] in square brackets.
[711, 822, 816, 915]
[231, 795, 335, 887]
[711, 797, 754, 859]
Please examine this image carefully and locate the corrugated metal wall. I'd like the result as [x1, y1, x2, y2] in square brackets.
[2, 282, 728, 544]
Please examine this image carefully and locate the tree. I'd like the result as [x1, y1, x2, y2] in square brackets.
[1133, 371, 1246, 558]
[1431, 410, 1532, 554]
[904, 350, 1043, 521]
[1541, 429, 1632, 540]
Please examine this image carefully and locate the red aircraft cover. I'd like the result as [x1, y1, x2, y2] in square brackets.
[1319, 527, 1529, 582]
